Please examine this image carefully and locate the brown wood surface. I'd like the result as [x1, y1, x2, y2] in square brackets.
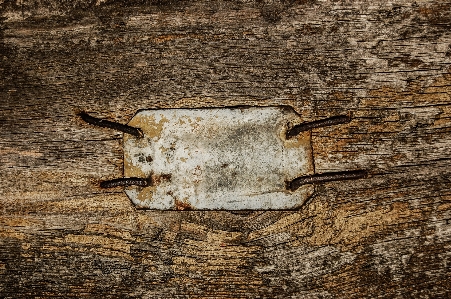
[1, 0, 451, 298]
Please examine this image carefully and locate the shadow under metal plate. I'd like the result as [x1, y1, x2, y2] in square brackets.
[123, 106, 314, 210]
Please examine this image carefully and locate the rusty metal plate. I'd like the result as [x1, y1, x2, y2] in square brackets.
[123, 106, 314, 210]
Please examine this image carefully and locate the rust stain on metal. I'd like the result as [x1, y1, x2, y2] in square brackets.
[174, 199, 193, 211]
[152, 173, 172, 185]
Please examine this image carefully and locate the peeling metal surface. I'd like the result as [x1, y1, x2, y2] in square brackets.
[123, 106, 314, 210]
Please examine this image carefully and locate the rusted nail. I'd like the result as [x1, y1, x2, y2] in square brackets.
[79, 112, 143, 138]
[288, 170, 367, 191]
[100, 177, 151, 188]
[286, 115, 351, 139]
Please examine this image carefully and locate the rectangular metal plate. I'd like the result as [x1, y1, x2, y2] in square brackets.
[123, 106, 314, 210]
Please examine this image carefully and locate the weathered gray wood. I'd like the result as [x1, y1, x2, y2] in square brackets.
[1, 0, 451, 298]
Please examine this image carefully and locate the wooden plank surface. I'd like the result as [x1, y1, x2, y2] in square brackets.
[1, 0, 451, 297]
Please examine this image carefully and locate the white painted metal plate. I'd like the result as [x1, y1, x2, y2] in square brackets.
[123, 106, 314, 210]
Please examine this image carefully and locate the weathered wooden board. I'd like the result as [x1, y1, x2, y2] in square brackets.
[1, 0, 451, 298]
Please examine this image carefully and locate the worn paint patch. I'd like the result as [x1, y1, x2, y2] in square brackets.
[124, 106, 314, 210]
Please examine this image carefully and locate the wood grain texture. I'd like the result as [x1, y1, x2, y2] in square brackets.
[1, 0, 451, 298]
